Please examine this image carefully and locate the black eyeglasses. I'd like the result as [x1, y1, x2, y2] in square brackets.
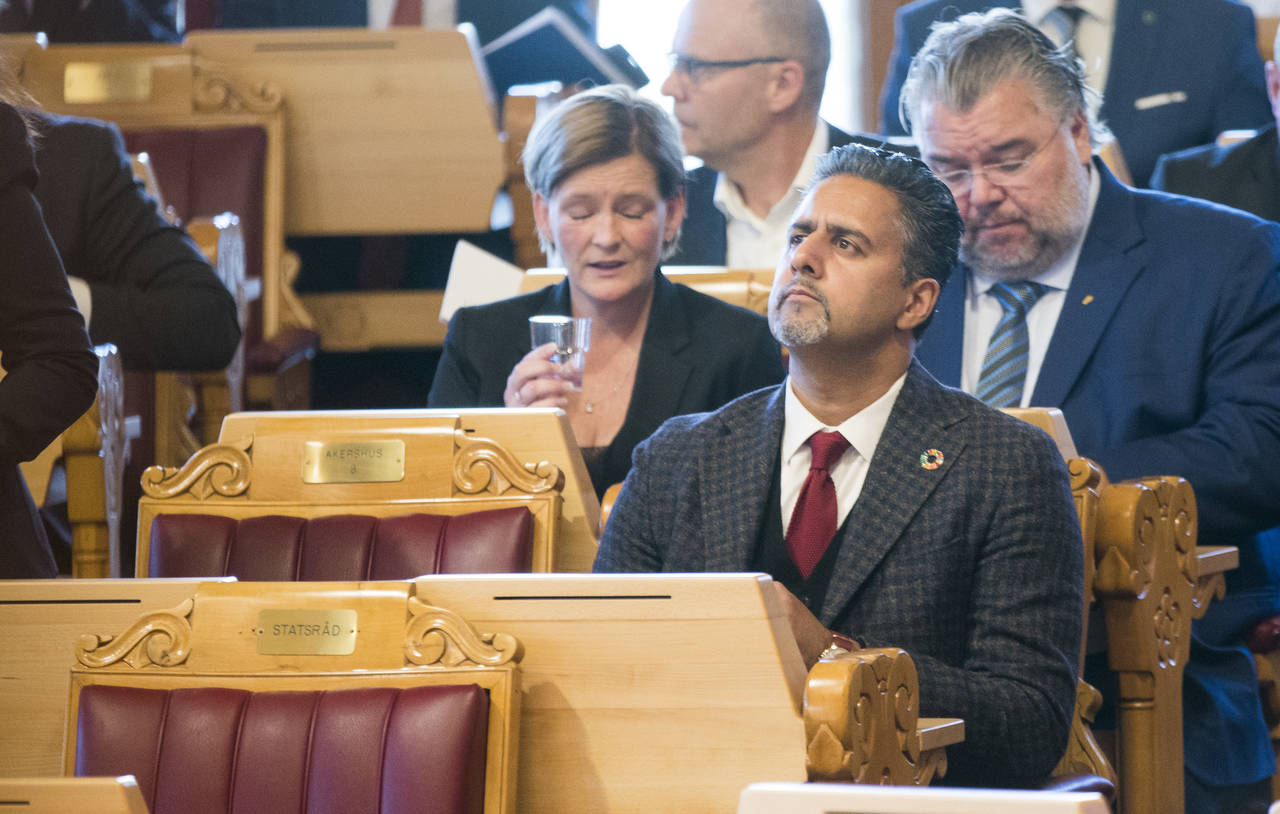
[667, 53, 787, 85]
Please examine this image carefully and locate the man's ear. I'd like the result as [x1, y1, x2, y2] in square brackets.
[897, 277, 940, 333]
[766, 59, 806, 113]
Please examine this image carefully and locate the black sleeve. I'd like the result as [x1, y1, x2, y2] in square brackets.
[0, 104, 98, 463]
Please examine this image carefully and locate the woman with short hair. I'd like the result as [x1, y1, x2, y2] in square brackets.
[429, 84, 784, 496]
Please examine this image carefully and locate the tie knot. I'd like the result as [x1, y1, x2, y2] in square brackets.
[1057, 4, 1086, 24]
[807, 431, 851, 471]
[989, 281, 1050, 315]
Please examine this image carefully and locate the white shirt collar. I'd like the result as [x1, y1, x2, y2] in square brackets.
[713, 120, 830, 231]
[781, 371, 907, 467]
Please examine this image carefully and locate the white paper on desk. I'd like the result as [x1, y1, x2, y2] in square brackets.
[439, 240, 526, 323]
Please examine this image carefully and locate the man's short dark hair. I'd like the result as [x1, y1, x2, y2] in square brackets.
[812, 143, 962, 292]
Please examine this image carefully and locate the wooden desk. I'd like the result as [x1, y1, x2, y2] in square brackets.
[413, 573, 961, 813]
[0, 578, 223, 776]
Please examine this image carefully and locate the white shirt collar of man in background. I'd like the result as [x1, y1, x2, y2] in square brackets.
[1022, 0, 1117, 101]
[779, 371, 906, 533]
[714, 122, 829, 269]
[960, 164, 1101, 405]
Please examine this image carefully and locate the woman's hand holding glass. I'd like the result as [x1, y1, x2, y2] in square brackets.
[504, 342, 575, 408]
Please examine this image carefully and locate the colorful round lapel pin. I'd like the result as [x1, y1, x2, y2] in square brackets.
[919, 448, 944, 470]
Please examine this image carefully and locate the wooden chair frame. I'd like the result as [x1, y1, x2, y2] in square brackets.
[1006, 407, 1236, 814]
[15, 344, 125, 578]
[13, 42, 306, 344]
[135, 412, 567, 576]
[68, 581, 520, 814]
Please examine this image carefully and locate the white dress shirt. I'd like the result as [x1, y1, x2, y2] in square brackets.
[779, 372, 906, 533]
[1023, 0, 1117, 102]
[960, 166, 1101, 406]
[714, 122, 829, 269]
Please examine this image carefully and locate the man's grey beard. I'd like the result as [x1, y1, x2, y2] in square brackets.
[960, 165, 1091, 282]
[769, 281, 831, 347]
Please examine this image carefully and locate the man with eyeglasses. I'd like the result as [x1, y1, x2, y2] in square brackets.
[877, 0, 1271, 188]
[904, 9, 1280, 813]
[660, 0, 898, 267]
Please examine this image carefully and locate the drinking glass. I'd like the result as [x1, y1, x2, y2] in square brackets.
[529, 315, 591, 390]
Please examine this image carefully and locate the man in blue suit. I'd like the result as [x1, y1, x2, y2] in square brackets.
[879, 0, 1271, 187]
[902, 10, 1280, 812]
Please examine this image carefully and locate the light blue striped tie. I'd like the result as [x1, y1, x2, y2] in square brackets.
[976, 281, 1050, 407]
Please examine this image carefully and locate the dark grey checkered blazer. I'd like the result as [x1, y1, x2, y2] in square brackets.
[595, 360, 1083, 789]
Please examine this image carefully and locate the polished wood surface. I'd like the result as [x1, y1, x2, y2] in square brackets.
[184, 28, 503, 236]
[0, 776, 150, 813]
[138, 410, 569, 575]
[0, 578, 221, 776]
[413, 573, 960, 813]
[1007, 407, 1236, 814]
[521, 266, 774, 315]
[69, 581, 521, 814]
[738, 782, 1111, 814]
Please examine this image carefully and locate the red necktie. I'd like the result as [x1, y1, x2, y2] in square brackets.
[391, 0, 421, 26]
[785, 431, 851, 578]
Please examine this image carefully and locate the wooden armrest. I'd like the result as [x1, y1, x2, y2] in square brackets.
[245, 326, 319, 373]
[804, 647, 956, 785]
[1194, 544, 1238, 576]
[914, 717, 965, 753]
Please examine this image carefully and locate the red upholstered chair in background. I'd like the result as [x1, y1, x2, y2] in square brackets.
[146, 508, 534, 579]
[67, 581, 522, 814]
[122, 125, 318, 413]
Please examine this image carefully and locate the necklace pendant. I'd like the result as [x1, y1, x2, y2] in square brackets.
[584, 401, 594, 414]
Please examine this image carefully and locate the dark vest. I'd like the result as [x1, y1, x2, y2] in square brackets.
[751, 455, 852, 617]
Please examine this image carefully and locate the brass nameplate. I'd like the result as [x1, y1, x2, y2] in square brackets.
[302, 440, 405, 483]
[256, 609, 357, 655]
[64, 62, 152, 104]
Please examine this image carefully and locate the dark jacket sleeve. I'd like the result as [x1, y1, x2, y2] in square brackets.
[0, 105, 98, 464]
[427, 306, 490, 407]
[41, 117, 241, 371]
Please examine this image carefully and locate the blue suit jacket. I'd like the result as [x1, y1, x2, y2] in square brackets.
[1152, 123, 1280, 223]
[596, 361, 1083, 789]
[916, 160, 1280, 785]
[878, 0, 1271, 187]
[666, 123, 902, 266]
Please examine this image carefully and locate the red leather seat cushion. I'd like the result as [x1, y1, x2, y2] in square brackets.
[76, 683, 489, 814]
[149, 507, 535, 579]
[121, 126, 267, 343]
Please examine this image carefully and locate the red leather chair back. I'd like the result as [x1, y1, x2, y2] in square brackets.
[121, 126, 267, 343]
[184, 0, 218, 30]
[148, 508, 535, 579]
[76, 683, 489, 814]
